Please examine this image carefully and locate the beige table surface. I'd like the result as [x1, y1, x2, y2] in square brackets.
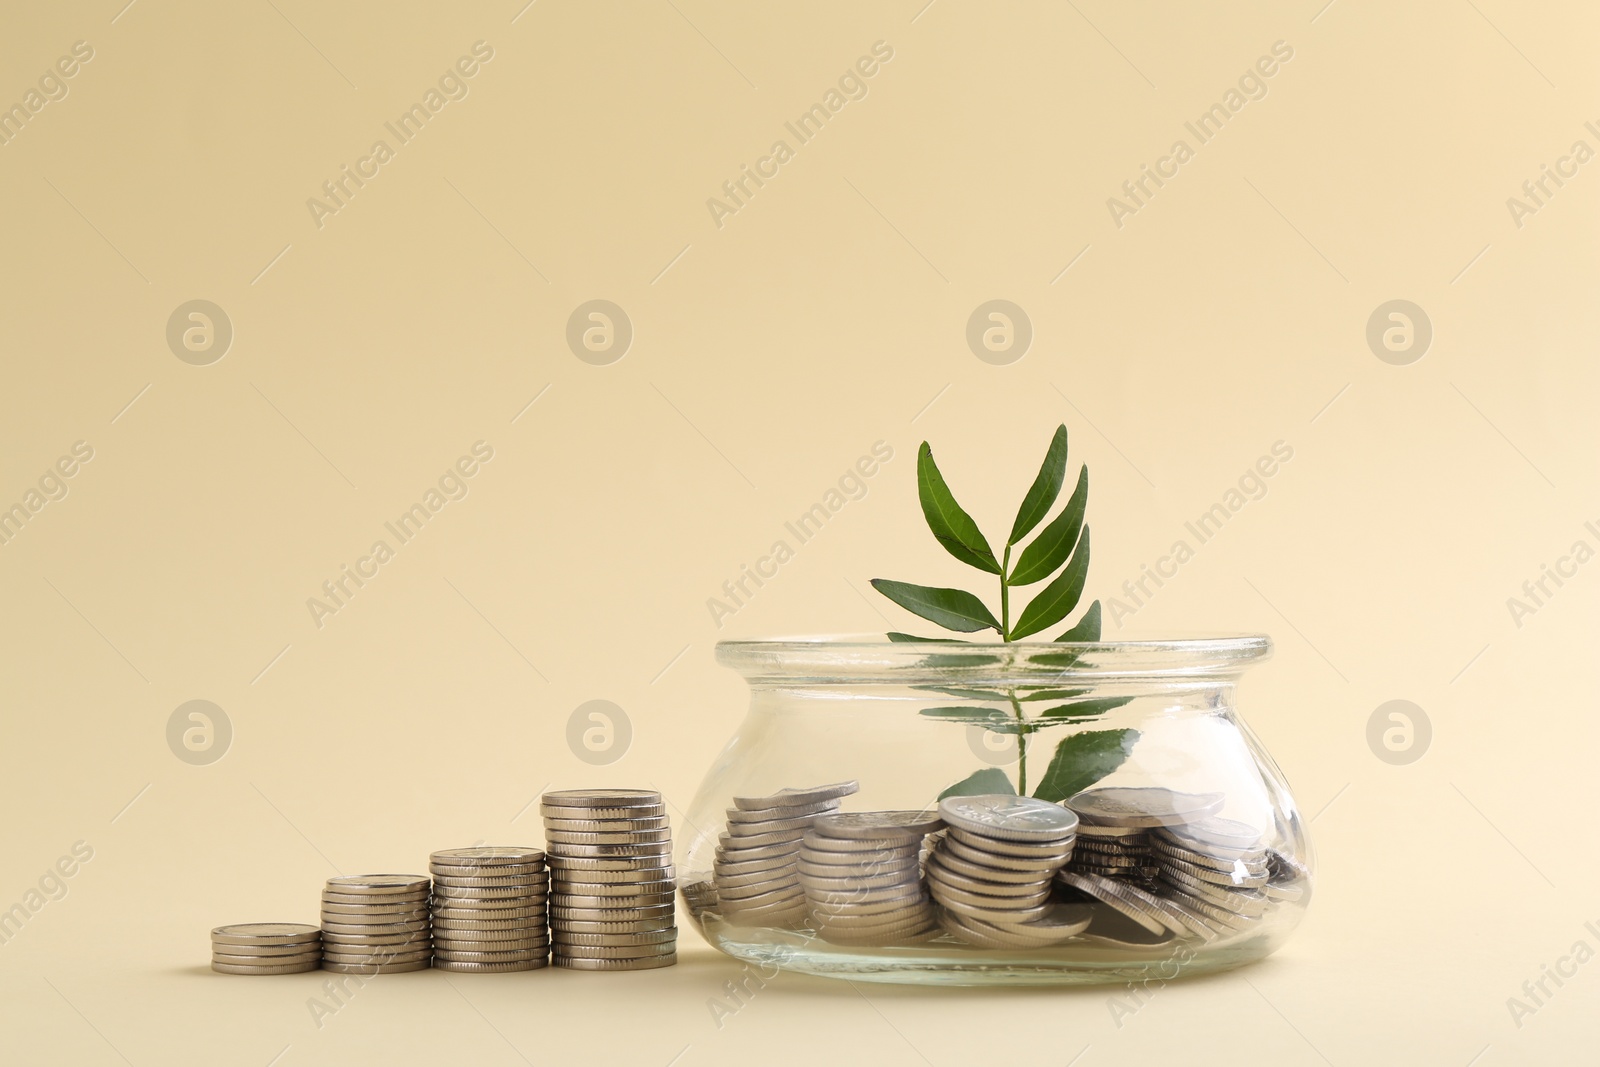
[3, 2, 1597, 1064]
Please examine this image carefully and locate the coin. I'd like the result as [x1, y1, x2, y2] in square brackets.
[212, 940, 324, 957]
[1066, 787, 1225, 829]
[325, 875, 431, 895]
[319, 930, 431, 946]
[548, 855, 672, 872]
[433, 936, 548, 952]
[555, 917, 677, 935]
[555, 953, 677, 970]
[937, 834, 1068, 874]
[944, 826, 1074, 859]
[212, 949, 323, 967]
[725, 799, 840, 823]
[211, 960, 322, 975]
[810, 811, 944, 842]
[322, 891, 429, 906]
[544, 816, 670, 833]
[542, 788, 663, 807]
[551, 929, 677, 947]
[732, 781, 859, 811]
[1158, 817, 1262, 851]
[552, 943, 677, 960]
[1158, 854, 1269, 889]
[431, 847, 545, 866]
[431, 873, 547, 888]
[320, 920, 430, 935]
[940, 795, 1079, 842]
[1057, 871, 1173, 936]
[322, 960, 431, 974]
[211, 923, 322, 947]
[545, 829, 673, 846]
[433, 959, 549, 972]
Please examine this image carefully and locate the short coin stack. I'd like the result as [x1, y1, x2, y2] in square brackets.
[542, 788, 678, 971]
[430, 847, 550, 972]
[1063, 787, 1224, 894]
[797, 811, 941, 946]
[713, 781, 859, 927]
[929, 795, 1083, 947]
[320, 875, 432, 973]
[211, 923, 322, 974]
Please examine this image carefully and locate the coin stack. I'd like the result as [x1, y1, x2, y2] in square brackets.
[1065, 786, 1226, 891]
[1150, 818, 1270, 933]
[541, 788, 678, 971]
[429, 847, 550, 972]
[797, 811, 941, 946]
[713, 781, 859, 928]
[211, 923, 322, 974]
[320, 875, 432, 973]
[927, 795, 1083, 947]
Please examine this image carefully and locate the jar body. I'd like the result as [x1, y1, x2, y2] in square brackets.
[679, 637, 1311, 986]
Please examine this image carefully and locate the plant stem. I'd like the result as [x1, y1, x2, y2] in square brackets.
[999, 545, 1012, 640]
[1009, 690, 1028, 795]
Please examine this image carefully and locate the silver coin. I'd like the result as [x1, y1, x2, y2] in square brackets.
[1069, 861, 1152, 878]
[717, 898, 809, 924]
[211, 923, 322, 946]
[546, 854, 672, 872]
[320, 900, 430, 917]
[1159, 869, 1267, 916]
[798, 837, 922, 860]
[433, 958, 548, 972]
[724, 799, 840, 823]
[795, 853, 919, 876]
[430, 847, 545, 867]
[932, 890, 1052, 925]
[942, 901, 1094, 947]
[1076, 907, 1177, 949]
[322, 890, 429, 906]
[430, 898, 547, 913]
[545, 829, 673, 846]
[542, 788, 663, 807]
[1262, 879, 1306, 903]
[717, 827, 809, 850]
[712, 869, 795, 893]
[552, 943, 679, 960]
[807, 894, 931, 919]
[322, 949, 432, 966]
[556, 917, 677, 934]
[813, 915, 938, 940]
[796, 870, 918, 893]
[554, 953, 677, 970]
[1075, 822, 1152, 840]
[319, 932, 431, 949]
[811, 811, 944, 842]
[545, 842, 673, 858]
[927, 875, 1050, 911]
[541, 804, 666, 822]
[929, 845, 1052, 885]
[320, 919, 430, 935]
[1149, 837, 1268, 874]
[430, 926, 546, 943]
[211, 939, 323, 957]
[432, 884, 546, 900]
[433, 936, 548, 952]
[212, 949, 323, 967]
[1156, 817, 1262, 851]
[716, 843, 804, 865]
[1159, 885, 1257, 930]
[810, 907, 936, 933]
[940, 795, 1079, 842]
[554, 864, 676, 884]
[430, 878, 546, 894]
[943, 827, 1074, 860]
[1057, 871, 1172, 935]
[1066, 787, 1225, 829]
[321, 960, 431, 974]
[1158, 854, 1269, 889]
[924, 857, 1051, 898]
[550, 902, 675, 921]
[552, 879, 675, 898]
[433, 950, 547, 964]
[543, 815, 670, 833]
[324, 875, 431, 895]
[212, 960, 322, 975]
[1267, 849, 1311, 882]
[551, 929, 677, 947]
[936, 835, 1064, 875]
[732, 781, 860, 811]
[554, 893, 676, 911]
[724, 816, 825, 838]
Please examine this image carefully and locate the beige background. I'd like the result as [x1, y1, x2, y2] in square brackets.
[2, 0, 1597, 1063]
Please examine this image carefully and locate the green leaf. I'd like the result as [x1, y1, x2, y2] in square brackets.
[1031, 728, 1138, 803]
[918, 443, 1001, 574]
[918, 684, 1016, 702]
[918, 707, 1039, 734]
[1008, 424, 1069, 546]
[1010, 528, 1091, 639]
[1055, 601, 1103, 642]
[937, 767, 1016, 801]
[1017, 687, 1091, 702]
[1035, 697, 1134, 723]
[1008, 467, 1087, 586]
[886, 632, 961, 643]
[871, 579, 1001, 634]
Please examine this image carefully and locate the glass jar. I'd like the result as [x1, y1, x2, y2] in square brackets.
[677, 635, 1311, 986]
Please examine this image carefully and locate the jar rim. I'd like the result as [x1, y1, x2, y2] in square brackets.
[715, 633, 1272, 683]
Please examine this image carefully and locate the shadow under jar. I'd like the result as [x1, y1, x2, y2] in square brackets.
[678, 635, 1312, 986]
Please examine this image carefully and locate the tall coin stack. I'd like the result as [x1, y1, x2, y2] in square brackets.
[797, 811, 940, 946]
[541, 788, 678, 971]
[211, 923, 322, 975]
[320, 875, 432, 974]
[713, 781, 859, 928]
[927, 795, 1084, 947]
[429, 847, 550, 972]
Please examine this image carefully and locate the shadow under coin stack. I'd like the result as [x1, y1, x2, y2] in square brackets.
[320, 875, 432, 973]
[210, 923, 322, 974]
[429, 847, 550, 972]
[542, 789, 678, 970]
[797, 811, 941, 946]
[928, 795, 1089, 949]
[713, 781, 859, 928]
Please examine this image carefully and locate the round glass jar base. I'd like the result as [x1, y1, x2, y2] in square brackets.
[694, 911, 1298, 987]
